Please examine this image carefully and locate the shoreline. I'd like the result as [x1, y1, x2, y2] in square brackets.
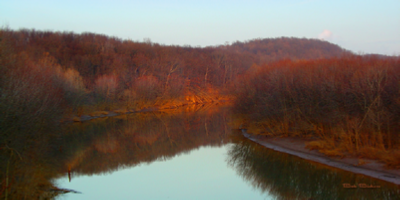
[241, 129, 400, 185]
[62, 107, 160, 123]
[62, 100, 231, 123]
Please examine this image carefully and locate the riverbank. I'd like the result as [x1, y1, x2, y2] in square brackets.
[64, 107, 159, 123]
[62, 99, 233, 123]
[241, 129, 400, 185]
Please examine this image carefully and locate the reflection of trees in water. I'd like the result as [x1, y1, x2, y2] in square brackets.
[0, 124, 72, 199]
[0, 105, 232, 199]
[227, 133, 400, 200]
[57, 105, 232, 177]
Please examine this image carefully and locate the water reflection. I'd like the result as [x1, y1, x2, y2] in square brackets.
[58, 104, 232, 178]
[1, 104, 399, 199]
[227, 133, 400, 200]
[0, 104, 232, 199]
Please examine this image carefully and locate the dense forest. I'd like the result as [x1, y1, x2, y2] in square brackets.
[1, 28, 400, 199]
[0, 28, 348, 129]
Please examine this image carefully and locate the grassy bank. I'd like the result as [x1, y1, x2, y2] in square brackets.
[231, 55, 400, 168]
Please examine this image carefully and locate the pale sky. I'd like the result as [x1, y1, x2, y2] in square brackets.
[1, 0, 399, 55]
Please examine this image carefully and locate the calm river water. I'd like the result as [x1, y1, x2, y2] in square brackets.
[2, 105, 399, 199]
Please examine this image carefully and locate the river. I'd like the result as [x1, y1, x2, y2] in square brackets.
[1, 105, 399, 199]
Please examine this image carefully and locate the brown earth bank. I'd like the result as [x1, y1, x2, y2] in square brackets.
[241, 129, 400, 185]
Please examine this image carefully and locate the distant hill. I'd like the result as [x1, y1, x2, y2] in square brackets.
[222, 37, 350, 63]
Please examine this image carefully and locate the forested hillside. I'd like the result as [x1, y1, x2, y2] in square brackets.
[1, 30, 348, 90]
[0, 29, 349, 120]
[0, 28, 350, 151]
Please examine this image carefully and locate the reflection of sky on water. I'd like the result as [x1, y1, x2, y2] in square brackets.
[51, 107, 399, 200]
[56, 145, 272, 200]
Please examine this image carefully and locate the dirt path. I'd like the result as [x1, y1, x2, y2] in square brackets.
[241, 129, 400, 185]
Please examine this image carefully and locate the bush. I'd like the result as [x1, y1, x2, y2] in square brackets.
[94, 74, 119, 101]
[133, 75, 161, 101]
